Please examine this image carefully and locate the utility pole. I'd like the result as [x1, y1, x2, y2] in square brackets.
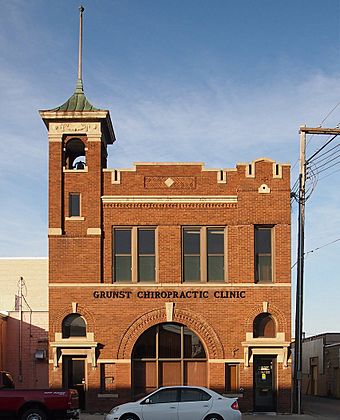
[18, 276, 23, 383]
[293, 127, 306, 414]
[292, 126, 340, 414]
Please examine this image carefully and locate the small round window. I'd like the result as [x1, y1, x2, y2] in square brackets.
[62, 314, 86, 338]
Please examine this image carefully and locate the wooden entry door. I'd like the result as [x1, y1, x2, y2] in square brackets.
[63, 357, 86, 410]
[254, 356, 277, 412]
[310, 364, 318, 395]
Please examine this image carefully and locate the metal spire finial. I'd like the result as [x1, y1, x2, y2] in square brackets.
[75, 5, 85, 93]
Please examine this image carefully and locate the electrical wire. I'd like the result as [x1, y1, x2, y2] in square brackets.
[291, 238, 340, 269]
[308, 149, 340, 172]
[305, 165, 318, 201]
[309, 149, 340, 174]
[314, 157, 340, 176]
[306, 134, 339, 164]
[307, 143, 340, 165]
[319, 167, 340, 181]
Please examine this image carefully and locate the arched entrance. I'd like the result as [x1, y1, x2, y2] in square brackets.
[132, 322, 207, 398]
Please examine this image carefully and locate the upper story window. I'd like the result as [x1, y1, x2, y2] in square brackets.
[62, 314, 86, 338]
[113, 227, 156, 283]
[64, 138, 86, 170]
[253, 313, 276, 338]
[183, 227, 225, 283]
[255, 226, 273, 283]
[69, 193, 81, 217]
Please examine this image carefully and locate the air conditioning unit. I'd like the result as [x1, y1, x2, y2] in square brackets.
[34, 350, 46, 360]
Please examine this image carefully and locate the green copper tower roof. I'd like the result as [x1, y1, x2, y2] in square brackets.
[49, 78, 100, 112]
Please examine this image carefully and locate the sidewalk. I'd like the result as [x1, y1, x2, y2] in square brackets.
[80, 414, 316, 420]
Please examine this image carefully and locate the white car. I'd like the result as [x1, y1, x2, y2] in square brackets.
[105, 386, 241, 420]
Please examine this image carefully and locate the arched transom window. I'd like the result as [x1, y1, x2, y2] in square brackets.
[132, 323, 207, 397]
[253, 313, 276, 338]
[62, 314, 86, 338]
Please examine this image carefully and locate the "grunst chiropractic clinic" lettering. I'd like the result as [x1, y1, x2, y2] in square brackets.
[93, 290, 246, 299]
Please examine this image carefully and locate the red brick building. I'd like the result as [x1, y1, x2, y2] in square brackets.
[40, 77, 292, 413]
[0, 312, 8, 371]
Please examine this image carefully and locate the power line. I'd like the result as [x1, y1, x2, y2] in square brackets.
[308, 143, 340, 165]
[319, 167, 340, 181]
[308, 149, 340, 171]
[313, 157, 340, 176]
[306, 134, 339, 164]
[291, 238, 340, 269]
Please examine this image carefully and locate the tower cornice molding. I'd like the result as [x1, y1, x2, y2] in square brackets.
[48, 122, 102, 135]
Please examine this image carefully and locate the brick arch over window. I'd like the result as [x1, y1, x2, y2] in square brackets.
[243, 303, 287, 334]
[117, 308, 224, 359]
[50, 305, 95, 335]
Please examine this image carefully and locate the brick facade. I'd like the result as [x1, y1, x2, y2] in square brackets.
[0, 313, 7, 371]
[41, 101, 292, 413]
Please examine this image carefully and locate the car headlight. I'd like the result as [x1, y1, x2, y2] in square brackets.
[110, 406, 120, 414]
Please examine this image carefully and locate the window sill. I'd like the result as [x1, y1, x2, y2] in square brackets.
[255, 281, 273, 285]
[65, 216, 85, 221]
[63, 167, 88, 173]
[98, 393, 118, 398]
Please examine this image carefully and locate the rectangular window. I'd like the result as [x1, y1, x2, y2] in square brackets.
[113, 227, 156, 283]
[183, 227, 225, 283]
[69, 193, 80, 217]
[255, 226, 273, 283]
[100, 363, 116, 393]
[225, 363, 239, 393]
[114, 229, 132, 282]
[138, 229, 156, 282]
[207, 228, 224, 282]
[183, 228, 201, 282]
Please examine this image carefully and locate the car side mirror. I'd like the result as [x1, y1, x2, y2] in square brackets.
[143, 398, 151, 405]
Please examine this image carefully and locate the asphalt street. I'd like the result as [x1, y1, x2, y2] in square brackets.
[80, 395, 340, 419]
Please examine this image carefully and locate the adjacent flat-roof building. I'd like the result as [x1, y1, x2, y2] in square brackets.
[302, 333, 340, 398]
[0, 257, 48, 388]
[40, 71, 292, 412]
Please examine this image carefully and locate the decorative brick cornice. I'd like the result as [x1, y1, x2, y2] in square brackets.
[117, 307, 224, 359]
[103, 202, 237, 209]
[102, 195, 237, 205]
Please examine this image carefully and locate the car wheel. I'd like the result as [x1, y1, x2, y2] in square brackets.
[21, 408, 47, 420]
[120, 414, 140, 420]
[204, 415, 223, 420]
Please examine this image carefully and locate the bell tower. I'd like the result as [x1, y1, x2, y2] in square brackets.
[40, 6, 115, 283]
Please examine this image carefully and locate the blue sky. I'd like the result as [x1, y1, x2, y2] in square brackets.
[0, 0, 339, 336]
